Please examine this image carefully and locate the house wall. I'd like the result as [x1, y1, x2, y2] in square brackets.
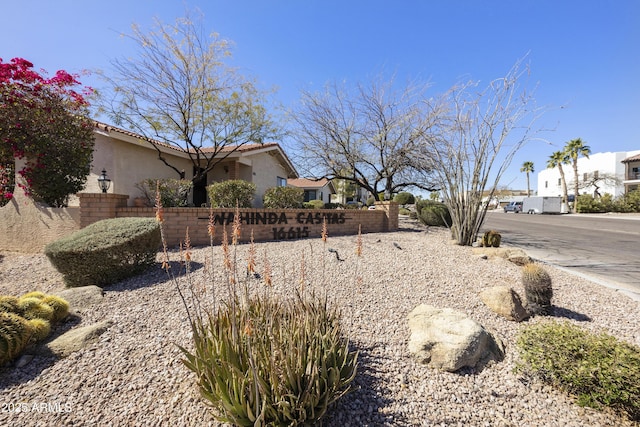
[84, 132, 193, 206]
[250, 152, 291, 208]
[537, 151, 640, 198]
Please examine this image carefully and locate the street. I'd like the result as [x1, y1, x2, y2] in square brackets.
[481, 211, 640, 298]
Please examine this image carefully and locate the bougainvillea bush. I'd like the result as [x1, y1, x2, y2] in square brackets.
[0, 57, 95, 207]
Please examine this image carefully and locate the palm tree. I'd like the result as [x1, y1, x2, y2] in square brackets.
[520, 161, 535, 197]
[564, 138, 591, 213]
[547, 151, 570, 213]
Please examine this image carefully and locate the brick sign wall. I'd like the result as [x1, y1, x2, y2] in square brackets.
[78, 193, 398, 247]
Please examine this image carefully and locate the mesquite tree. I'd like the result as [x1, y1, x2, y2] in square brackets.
[0, 57, 94, 207]
[291, 74, 440, 199]
[102, 11, 279, 185]
[420, 58, 546, 245]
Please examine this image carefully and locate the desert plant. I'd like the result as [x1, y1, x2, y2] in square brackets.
[27, 318, 51, 341]
[181, 293, 358, 425]
[0, 296, 20, 314]
[207, 179, 256, 208]
[40, 295, 70, 322]
[263, 186, 304, 208]
[516, 321, 640, 421]
[415, 200, 451, 227]
[18, 297, 55, 321]
[521, 263, 553, 315]
[0, 312, 33, 366]
[44, 217, 161, 287]
[304, 199, 325, 209]
[136, 178, 193, 207]
[481, 230, 502, 248]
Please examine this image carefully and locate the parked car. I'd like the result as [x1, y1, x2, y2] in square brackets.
[503, 201, 523, 213]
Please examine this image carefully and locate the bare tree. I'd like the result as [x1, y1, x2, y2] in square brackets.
[290, 74, 440, 200]
[578, 171, 621, 198]
[419, 57, 547, 245]
[101, 10, 279, 184]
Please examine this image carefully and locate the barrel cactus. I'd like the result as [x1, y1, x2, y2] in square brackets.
[17, 297, 55, 321]
[0, 312, 33, 365]
[481, 230, 502, 248]
[522, 263, 553, 315]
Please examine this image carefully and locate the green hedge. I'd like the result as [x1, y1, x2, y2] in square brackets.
[207, 180, 256, 208]
[415, 200, 451, 227]
[263, 186, 304, 208]
[45, 217, 161, 287]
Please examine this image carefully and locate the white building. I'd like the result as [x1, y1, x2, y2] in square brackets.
[537, 150, 640, 198]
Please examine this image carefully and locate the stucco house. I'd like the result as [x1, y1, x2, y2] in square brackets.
[537, 150, 640, 198]
[83, 121, 298, 207]
[287, 177, 335, 204]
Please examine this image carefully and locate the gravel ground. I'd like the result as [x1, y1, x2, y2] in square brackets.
[1, 217, 639, 426]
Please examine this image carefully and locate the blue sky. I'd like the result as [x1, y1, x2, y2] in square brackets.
[1, 0, 639, 192]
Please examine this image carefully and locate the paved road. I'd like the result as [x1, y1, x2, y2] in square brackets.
[481, 211, 640, 299]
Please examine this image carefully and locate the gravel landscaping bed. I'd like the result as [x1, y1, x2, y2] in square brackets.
[1, 218, 638, 426]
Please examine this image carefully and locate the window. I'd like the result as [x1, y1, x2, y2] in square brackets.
[304, 190, 316, 202]
[594, 170, 599, 179]
[558, 178, 561, 186]
[277, 176, 287, 187]
[545, 181, 548, 188]
[583, 172, 588, 181]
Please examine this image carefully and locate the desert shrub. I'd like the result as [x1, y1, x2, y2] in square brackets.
[399, 207, 411, 216]
[394, 191, 415, 205]
[304, 199, 325, 209]
[181, 293, 358, 425]
[324, 202, 341, 209]
[481, 230, 501, 248]
[415, 200, 451, 227]
[262, 186, 304, 208]
[136, 178, 193, 207]
[521, 263, 553, 315]
[365, 196, 375, 206]
[44, 217, 161, 287]
[613, 189, 640, 213]
[207, 179, 256, 208]
[516, 321, 640, 421]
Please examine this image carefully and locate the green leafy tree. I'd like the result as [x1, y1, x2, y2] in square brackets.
[0, 57, 94, 207]
[103, 10, 279, 185]
[520, 161, 535, 197]
[547, 150, 570, 213]
[564, 138, 591, 213]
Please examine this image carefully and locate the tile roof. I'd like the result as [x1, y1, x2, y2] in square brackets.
[93, 120, 278, 154]
[622, 153, 640, 163]
[287, 178, 330, 188]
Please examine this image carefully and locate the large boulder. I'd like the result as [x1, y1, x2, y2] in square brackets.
[471, 247, 531, 266]
[45, 320, 113, 357]
[479, 286, 530, 322]
[407, 304, 504, 372]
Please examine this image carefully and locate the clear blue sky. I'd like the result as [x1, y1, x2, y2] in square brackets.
[1, 0, 638, 192]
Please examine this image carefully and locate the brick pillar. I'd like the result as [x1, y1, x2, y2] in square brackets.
[78, 193, 129, 228]
[228, 161, 240, 180]
[374, 201, 399, 231]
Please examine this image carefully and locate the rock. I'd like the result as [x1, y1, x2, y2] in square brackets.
[479, 286, 530, 322]
[53, 285, 104, 314]
[407, 304, 504, 372]
[471, 247, 531, 266]
[45, 320, 113, 357]
[15, 354, 34, 368]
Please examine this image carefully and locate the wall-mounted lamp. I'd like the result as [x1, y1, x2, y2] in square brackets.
[97, 169, 111, 193]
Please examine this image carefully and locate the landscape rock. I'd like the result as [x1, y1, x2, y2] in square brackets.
[407, 304, 504, 372]
[53, 285, 104, 314]
[479, 286, 530, 322]
[45, 320, 113, 358]
[471, 247, 531, 266]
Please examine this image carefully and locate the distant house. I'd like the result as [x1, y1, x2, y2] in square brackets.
[622, 152, 640, 193]
[537, 150, 640, 198]
[287, 178, 335, 205]
[83, 121, 298, 207]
